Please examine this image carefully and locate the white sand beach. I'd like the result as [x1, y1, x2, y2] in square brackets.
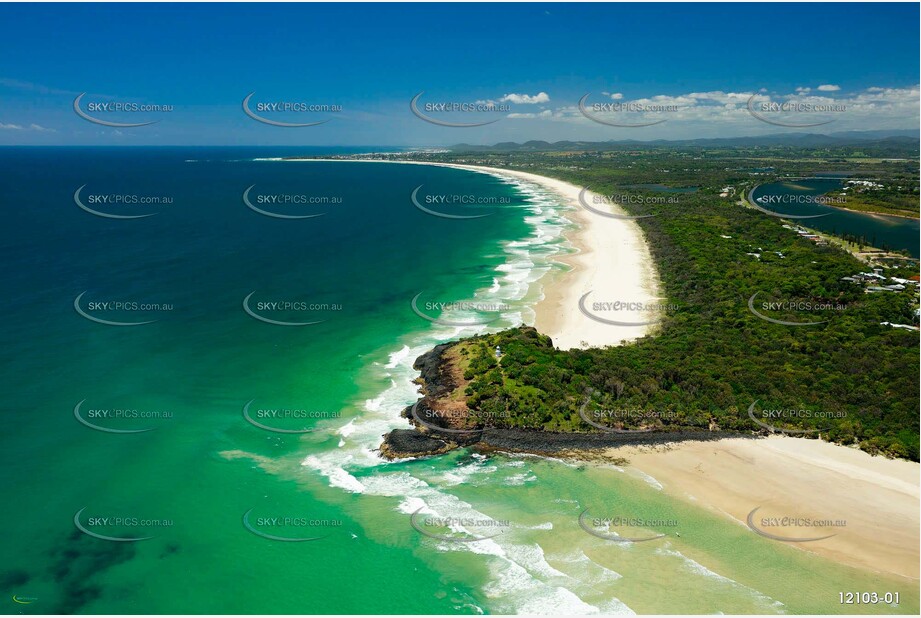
[438, 164, 662, 350]
[286, 159, 662, 350]
[616, 436, 920, 581]
[414, 163, 662, 350]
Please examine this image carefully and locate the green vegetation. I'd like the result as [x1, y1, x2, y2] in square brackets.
[823, 183, 919, 218]
[417, 147, 921, 460]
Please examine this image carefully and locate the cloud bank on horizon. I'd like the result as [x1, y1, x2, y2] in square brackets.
[2, 81, 918, 145]
[3, 82, 916, 146]
[0, 3, 917, 145]
[502, 85, 919, 127]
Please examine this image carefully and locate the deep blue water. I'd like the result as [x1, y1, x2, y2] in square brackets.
[0, 147, 534, 613]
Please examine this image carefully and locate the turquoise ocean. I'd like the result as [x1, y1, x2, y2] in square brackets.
[1, 148, 917, 615]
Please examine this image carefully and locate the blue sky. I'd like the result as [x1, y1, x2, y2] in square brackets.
[1, 2, 918, 145]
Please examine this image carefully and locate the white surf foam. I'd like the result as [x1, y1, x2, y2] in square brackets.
[385, 345, 412, 368]
[296, 167, 630, 615]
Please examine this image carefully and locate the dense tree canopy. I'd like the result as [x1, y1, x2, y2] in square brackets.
[433, 149, 919, 460]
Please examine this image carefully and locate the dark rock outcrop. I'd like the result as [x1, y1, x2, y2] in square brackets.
[474, 427, 747, 455]
[379, 429, 455, 459]
[412, 343, 457, 399]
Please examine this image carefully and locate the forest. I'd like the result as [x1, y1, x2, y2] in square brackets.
[416, 148, 920, 460]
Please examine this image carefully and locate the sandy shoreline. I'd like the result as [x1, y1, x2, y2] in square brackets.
[612, 436, 920, 581]
[283, 158, 662, 350]
[441, 164, 662, 350]
[284, 158, 920, 581]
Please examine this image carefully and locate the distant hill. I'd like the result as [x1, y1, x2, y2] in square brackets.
[451, 130, 920, 153]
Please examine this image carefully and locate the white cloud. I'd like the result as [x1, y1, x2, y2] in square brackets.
[515, 85, 919, 133]
[499, 92, 550, 105]
[0, 122, 55, 132]
[0, 78, 78, 96]
[610, 92, 624, 100]
[508, 109, 554, 119]
[817, 84, 841, 91]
